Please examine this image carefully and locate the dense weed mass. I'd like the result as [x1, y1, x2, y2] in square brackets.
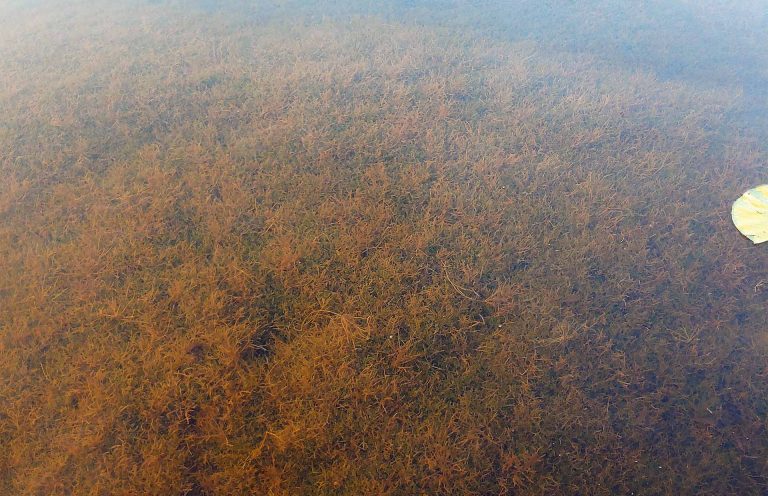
[1, 1, 767, 494]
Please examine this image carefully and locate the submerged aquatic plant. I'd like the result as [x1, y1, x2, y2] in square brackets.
[0, 1, 767, 495]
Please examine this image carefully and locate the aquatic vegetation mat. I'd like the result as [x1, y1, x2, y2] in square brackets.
[0, 1, 767, 494]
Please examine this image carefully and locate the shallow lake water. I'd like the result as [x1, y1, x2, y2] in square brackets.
[0, 1, 767, 494]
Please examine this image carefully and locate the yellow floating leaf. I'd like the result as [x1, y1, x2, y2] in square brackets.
[732, 185, 768, 244]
